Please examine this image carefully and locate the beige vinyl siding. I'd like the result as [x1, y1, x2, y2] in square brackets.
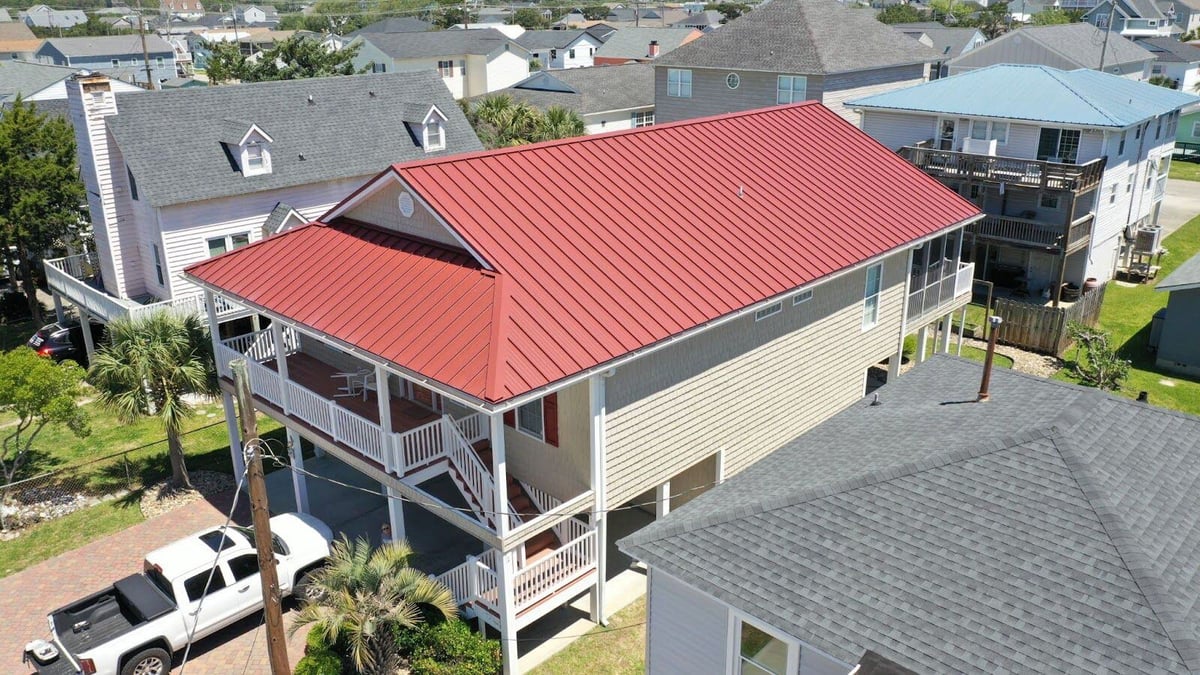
[342, 178, 463, 248]
[821, 64, 927, 124]
[646, 570, 729, 675]
[503, 379, 591, 501]
[604, 251, 908, 507]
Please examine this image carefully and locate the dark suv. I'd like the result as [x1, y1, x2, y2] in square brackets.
[26, 321, 104, 366]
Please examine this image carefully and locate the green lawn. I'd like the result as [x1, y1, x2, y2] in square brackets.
[1055, 214, 1200, 414]
[0, 318, 36, 352]
[0, 498, 145, 578]
[1169, 160, 1200, 182]
[907, 335, 1014, 370]
[531, 597, 646, 675]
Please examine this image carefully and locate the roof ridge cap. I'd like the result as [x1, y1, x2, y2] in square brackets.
[483, 273, 510, 403]
[1052, 435, 1200, 671]
[1054, 69, 1126, 126]
[625, 426, 1059, 549]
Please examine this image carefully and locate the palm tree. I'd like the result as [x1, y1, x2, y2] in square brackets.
[88, 311, 217, 490]
[537, 106, 585, 143]
[291, 536, 458, 674]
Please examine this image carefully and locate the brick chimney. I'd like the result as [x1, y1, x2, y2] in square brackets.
[648, 40, 660, 58]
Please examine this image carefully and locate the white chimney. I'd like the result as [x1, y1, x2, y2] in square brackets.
[648, 40, 660, 58]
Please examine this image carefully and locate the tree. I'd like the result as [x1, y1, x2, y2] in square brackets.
[1030, 7, 1072, 24]
[512, 7, 548, 28]
[706, 1, 751, 22]
[463, 95, 585, 148]
[204, 40, 249, 85]
[432, 6, 476, 28]
[581, 4, 609, 20]
[291, 536, 458, 675]
[88, 312, 217, 490]
[877, 3, 923, 23]
[929, 0, 966, 23]
[0, 99, 87, 324]
[207, 35, 363, 84]
[964, 1, 1008, 38]
[1149, 75, 1178, 89]
[537, 105, 585, 142]
[0, 348, 89, 530]
[1067, 323, 1130, 391]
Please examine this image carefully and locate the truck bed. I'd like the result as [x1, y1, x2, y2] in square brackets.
[49, 574, 174, 659]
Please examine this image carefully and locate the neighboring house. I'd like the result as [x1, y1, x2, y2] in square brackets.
[852, 64, 1196, 299]
[0, 59, 141, 105]
[670, 9, 725, 31]
[1160, 0, 1200, 35]
[35, 35, 177, 87]
[893, 23, 986, 79]
[515, 29, 602, 69]
[621, 355, 1200, 674]
[19, 4, 87, 29]
[233, 4, 279, 26]
[604, 6, 692, 27]
[653, 0, 935, 125]
[1179, 103, 1200, 147]
[492, 63, 655, 133]
[1155, 251, 1200, 376]
[182, 102, 980, 675]
[0, 8, 12, 22]
[159, 76, 205, 88]
[1141, 36, 1200, 90]
[45, 70, 481, 360]
[1085, 0, 1179, 37]
[346, 15, 432, 36]
[350, 29, 530, 99]
[0, 20, 39, 59]
[946, 22, 1154, 79]
[552, 11, 585, 28]
[592, 26, 702, 65]
[160, 0, 203, 21]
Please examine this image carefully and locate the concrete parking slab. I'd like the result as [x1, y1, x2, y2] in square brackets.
[1160, 178, 1200, 238]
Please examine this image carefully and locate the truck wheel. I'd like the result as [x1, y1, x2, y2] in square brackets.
[121, 647, 171, 675]
[294, 569, 325, 605]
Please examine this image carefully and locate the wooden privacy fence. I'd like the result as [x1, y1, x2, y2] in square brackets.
[993, 283, 1107, 355]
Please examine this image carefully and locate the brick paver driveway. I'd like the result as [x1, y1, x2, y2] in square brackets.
[0, 491, 310, 675]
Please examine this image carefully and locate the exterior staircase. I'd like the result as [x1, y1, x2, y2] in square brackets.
[472, 441, 561, 561]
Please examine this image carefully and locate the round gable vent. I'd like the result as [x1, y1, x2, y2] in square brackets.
[398, 192, 415, 218]
[726, 72, 740, 90]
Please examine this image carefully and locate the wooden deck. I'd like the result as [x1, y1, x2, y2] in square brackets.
[263, 351, 439, 434]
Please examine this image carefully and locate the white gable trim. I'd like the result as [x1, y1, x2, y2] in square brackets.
[237, 123, 274, 145]
[320, 168, 494, 271]
[422, 104, 448, 126]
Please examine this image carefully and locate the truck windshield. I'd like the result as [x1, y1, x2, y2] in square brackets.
[232, 526, 288, 556]
[145, 566, 174, 601]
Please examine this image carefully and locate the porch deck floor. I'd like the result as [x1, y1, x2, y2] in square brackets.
[263, 351, 439, 433]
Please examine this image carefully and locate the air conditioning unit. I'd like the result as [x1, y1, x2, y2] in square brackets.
[1135, 225, 1163, 253]
[961, 137, 997, 156]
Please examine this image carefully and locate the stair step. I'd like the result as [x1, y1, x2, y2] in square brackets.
[507, 481, 523, 499]
[525, 530, 558, 558]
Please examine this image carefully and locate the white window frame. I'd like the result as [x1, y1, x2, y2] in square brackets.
[969, 119, 1008, 144]
[754, 302, 782, 321]
[727, 611, 800, 675]
[631, 110, 654, 127]
[1118, 131, 1126, 156]
[423, 121, 445, 152]
[245, 143, 264, 169]
[792, 289, 812, 305]
[667, 68, 691, 98]
[437, 60, 454, 77]
[152, 243, 164, 286]
[207, 232, 251, 258]
[776, 74, 807, 104]
[1040, 194, 1060, 209]
[516, 399, 544, 441]
[862, 262, 882, 331]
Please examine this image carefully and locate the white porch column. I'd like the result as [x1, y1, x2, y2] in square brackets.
[890, 247, 918, 380]
[588, 373, 609, 625]
[221, 391, 246, 482]
[490, 412, 509, 537]
[715, 448, 726, 485]
[375, 365, 394, 474]
[386, 484, 405, 543]
[957, 305, 968, 356]
[939, 313, 953, 353]
[655, 480, 670, 519]
[287, 428, 309, 514]
[271, 321, 291, 413]
[497, 548, 519, 675]
[78, 309, 95, 360]
[915, 325, 929, 364]
[52, 292, 65, 325]
[203, 291, 224, 377]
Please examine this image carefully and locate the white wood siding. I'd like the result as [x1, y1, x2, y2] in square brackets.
[584, 107, 653, 134]
[68, 80, 126, 298]
[484, 49, 532, 95]
[646, 570, 729, 675]
[104, 140, 147, 299]
[604, 251, 909, 507]
[859, 110, 936, 150]
[341, 179, 463, 248]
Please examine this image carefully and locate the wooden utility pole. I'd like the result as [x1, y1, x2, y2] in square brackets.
[136, 0, 155, 89]
[231, 359, 290, 675]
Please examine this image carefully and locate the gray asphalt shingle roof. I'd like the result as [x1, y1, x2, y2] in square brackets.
[947, 23, 1153, 70]
[357, 28, 522, 59]
[1141, 36, 1200, 62]
[592, 26, 698, 61]
[898, 25, 982, 58]
[515, 29, 588, 50]
[106, 71, 483, 208]
[347, 16, 433, 37]
[0, 59, 75, 101]
[622, 356, 1200, 674]
[494, 63, 653, 115]
[41, 34, 173, 57]
[655, 0, 935, 73]
[1158, 251, 1200, 291]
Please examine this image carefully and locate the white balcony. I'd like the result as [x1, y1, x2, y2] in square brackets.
[907, 261, 974, 324]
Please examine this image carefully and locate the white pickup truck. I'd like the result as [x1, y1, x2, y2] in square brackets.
[23, 513, 333, 675]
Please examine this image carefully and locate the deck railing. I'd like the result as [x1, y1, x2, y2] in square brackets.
[969, 214, 1093, 251]
[901, 147, 1105, 193]
[453, 412, 490, 445]
[907, 261, 974, 321]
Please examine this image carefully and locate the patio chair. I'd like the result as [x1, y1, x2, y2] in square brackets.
[360, 372, 378, 402]
[332, 369, 370, 397]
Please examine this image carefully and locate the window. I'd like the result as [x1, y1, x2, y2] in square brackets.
[227, 554, 260, 582]
[667, 68, 691, 98]
[156, 57, 165, 68]
[1118, 132, 1126, 156]
[776, 75, 807, 104]
[152, 243, 164, 286]
[550, 49, 558, 61]
[969, 184, 982, 200]
[1040, 195, 1060, 209]
[726, 72, 740, 89]
[184, 571, 226, 602]
[371, 62, 386, 73]
[516, 399, 544, 439]
[1126, 173, 1134, 193]
[246, 144, 264, 169]
[423, 121, 445, 152]
[969, 120, 1008, 144]
[207, 232, 250, 257]
[1109, 183, 1118, 204]
[437, 60, 454, 77]
[1036, 128, 1080, 164]
[631, 111, 654, 127]
[862, 263, 882, 330]
[1156, 116, 1163, 140]
[568, 48, 576, 59]
[111, 58, 119, 67]
[127, 165, 138, 201]
[754, 302, 782, 321]
[737, 619, 790, 675]
[792, 289, 812, 305]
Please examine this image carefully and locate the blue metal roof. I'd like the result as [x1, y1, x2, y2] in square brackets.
[850, 64, 1199, 128]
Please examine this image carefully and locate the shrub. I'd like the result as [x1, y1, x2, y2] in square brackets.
[400, 619, 502, 675]
[0, 291, 31, 322]
[294, 647, 342, 675]
[305, 629, 333, 654]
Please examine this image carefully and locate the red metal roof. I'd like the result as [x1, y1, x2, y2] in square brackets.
[187, 103, 979, 404]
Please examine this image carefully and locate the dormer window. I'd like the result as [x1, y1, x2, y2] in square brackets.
[424, 121, 445, 152]
[401, 103, 449, 154]
[221, 119, 274, 177]
[246, 143, 265, 170]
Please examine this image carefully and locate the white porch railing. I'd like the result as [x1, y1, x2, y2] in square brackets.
[453, 412, 490, 445]
[907, 261, 975, 321]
